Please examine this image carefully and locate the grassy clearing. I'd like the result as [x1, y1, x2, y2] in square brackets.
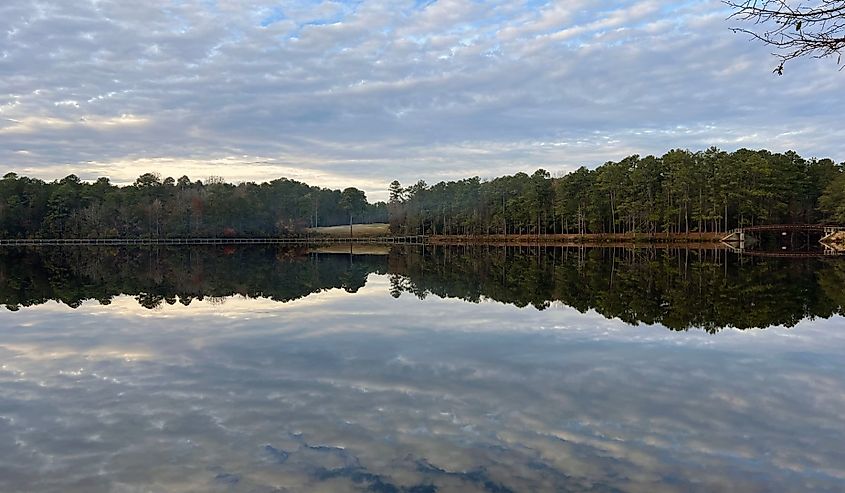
[307, 223, 390, 237]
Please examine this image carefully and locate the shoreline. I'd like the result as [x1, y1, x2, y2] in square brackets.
[0, 232, 727, 249]
[425, 232, 725, 246]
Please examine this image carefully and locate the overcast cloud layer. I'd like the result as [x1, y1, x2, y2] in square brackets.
[1, 0, 843, 199]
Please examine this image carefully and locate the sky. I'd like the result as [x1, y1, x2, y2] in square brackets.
[1, 0, 843, 200]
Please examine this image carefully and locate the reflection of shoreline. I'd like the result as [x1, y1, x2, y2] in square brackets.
[2, 245, 843, 331]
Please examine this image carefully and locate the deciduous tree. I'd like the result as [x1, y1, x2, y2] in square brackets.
[726, 0, 845, 74]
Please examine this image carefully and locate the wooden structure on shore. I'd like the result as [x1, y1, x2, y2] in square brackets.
[721, 224, 845, 256]
[722, 224, 844, 244]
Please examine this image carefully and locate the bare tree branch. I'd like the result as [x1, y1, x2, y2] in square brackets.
[724, 1, 845, 74]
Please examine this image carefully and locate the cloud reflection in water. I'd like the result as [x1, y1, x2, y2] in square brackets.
[0, 276, 844, 492]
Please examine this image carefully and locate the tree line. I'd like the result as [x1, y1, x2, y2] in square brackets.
[3, 147, 844, 239]
[388, 148, 845, 236]
[0, 172, 386, 238]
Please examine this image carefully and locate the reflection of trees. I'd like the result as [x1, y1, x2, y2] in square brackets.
[390, 246, 844, 331]
[0, 246, 387, 311]
[1, 245, 842, 331]
[818, 259, 845, 311]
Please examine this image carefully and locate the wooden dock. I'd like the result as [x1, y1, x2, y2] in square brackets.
[722, 224, 845, 243]
[0, 236, 427, 247]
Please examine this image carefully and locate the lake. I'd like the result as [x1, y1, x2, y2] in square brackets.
[1, 245, 844, 492]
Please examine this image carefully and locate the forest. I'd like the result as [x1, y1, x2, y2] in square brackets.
[389, 148, 845, 235]
[0, 172, 386, 238]
[2, 147, 844, 239]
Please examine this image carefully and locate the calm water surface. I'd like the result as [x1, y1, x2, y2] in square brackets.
[0, 246, 844, 492]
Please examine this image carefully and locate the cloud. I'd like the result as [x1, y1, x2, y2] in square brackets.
[1, 0, 843, 200]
